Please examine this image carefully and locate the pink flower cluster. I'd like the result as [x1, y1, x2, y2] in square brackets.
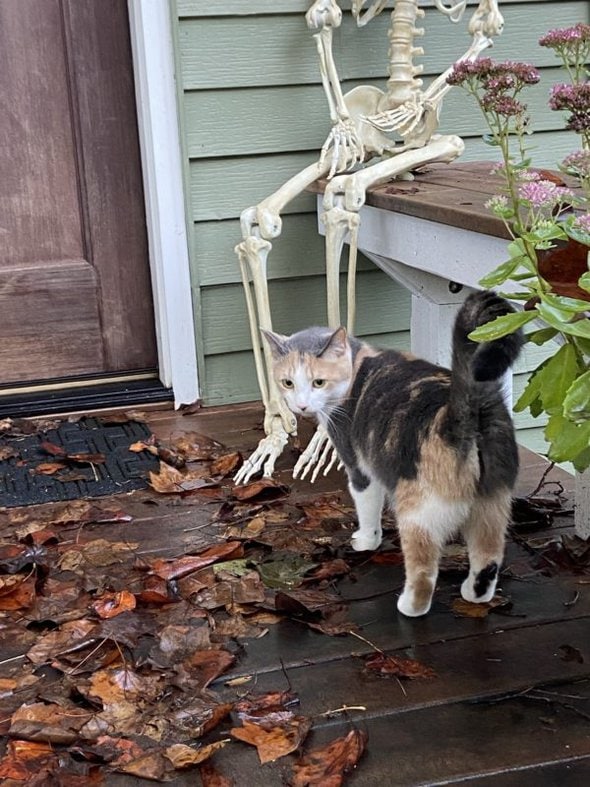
[563, 150, 590, 178]
[539, 23, 590, 49]
[518, 179, 574, 210]
[549, 83, 590, 133]
[447, 59, 539, 121]
[573, 213, 590, 235]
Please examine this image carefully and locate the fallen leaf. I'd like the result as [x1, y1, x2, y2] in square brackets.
[150, 542, 243, 581]
[231, 716, 311, 764]
[291, 729, 367, 786]
[305, 559, 350, 582]
[234, 691, 299, 722]
[26, 619, 97, 665]
[164, 740, 227, 769]
[92, 590, 137, 619]
[231, 478, 289, 502]
[184, 649, 235, 688]
[115, 750, 168, 780]
[57, 539, 138, 573]
[0, 445, 18, 461]
[0, 739, 55, 780]
[210, 452, 241, 477]
[29, 462, 67, 475]
[199, 760, 234, 787]
[451, 595, 511, 618]
[0, 574, 36, 611]
[257, 556, 318, 590]
[275, 587, 342, 617]
[172, 431, 224, 461]
[364, 652, 436, 679]
[149, 462, 217, 494]
[9, 702, 93, 744]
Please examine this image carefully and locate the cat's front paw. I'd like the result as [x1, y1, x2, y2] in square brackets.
[397, 589, 431, 618]
[351, 530, 382, 552]
[460, 562, 499, 604]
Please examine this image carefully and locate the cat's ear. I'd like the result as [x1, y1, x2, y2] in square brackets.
[260, 328, 290, 359]
[318, 327, 348, 359]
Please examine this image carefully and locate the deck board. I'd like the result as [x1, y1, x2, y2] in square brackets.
[0, 403, 587, 786]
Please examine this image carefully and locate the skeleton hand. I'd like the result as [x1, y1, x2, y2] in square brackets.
[306, 0, 342, 30]
[364, 95, 436, 138]
[293, 424, 343, 483]
[320, 118, 365, 179]
[234, 416, 290, 485]
[468, 0, 504, 37]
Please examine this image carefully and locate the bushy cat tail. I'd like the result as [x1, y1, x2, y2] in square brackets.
[450, 290, 524, 395]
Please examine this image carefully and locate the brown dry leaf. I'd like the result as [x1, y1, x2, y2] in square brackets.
[115, 750, 169, 780]
[364, 652, 436, 679]
[370, 550, 404, 566]
[30, 461, 67, 475]
[226, 514, 267, 540]
[305, 559, 350, 582]
[164, 740, 228, 769]
[136, 574, 175, 604]
[234, 690, 299, 721]
[26, 619, 97, 665]
[184, 649, 235, 688]
[0, 739, 55, 780]
[291, 728, 367, 786]
[232, 478, 289, 502]
[0, 575, 36, 611]
[451, 595, 511, 619]
[306, 605, 357, 637]
[11, 500, 132, 539]
[210, 451, 241, 477]
[0, 445, 18, 461]
[199, 760, 234, 787]
[300, 495, 353, 527]
[9, 702, 93, 744]
[92, 590, 137, 619]
[172, 431, 224, 461]
[149, 462, 216, 494]
[58, 539, 138, 573]
[0, 677, 18, 696]
[231, 716, 311, 764]
[150, 541, 243, 581]
[275, 587, 343, 618]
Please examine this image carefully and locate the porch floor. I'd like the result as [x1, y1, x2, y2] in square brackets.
[1, 403, 589, 786]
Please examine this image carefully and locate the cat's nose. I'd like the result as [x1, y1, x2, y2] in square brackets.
[298, 405, 308, 412]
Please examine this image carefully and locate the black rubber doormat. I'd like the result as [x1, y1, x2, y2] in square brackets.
[0, 416, 160, 508]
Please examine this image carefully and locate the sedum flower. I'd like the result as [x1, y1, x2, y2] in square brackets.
[539, 23, 590, 50]
[563, 150, 590, 178]
[518, 179, 574, 209]
[572, 212, 590, 235]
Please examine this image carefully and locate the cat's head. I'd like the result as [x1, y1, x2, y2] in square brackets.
[261, 326, 353, 421]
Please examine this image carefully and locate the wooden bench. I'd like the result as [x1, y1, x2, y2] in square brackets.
[314, 161, 589, 537]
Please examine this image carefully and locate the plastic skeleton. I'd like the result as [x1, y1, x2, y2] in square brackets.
[235, 0, 504, 485]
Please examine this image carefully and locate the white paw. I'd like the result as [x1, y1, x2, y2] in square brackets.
[460, 576, 497, 604]
[351, 530, 381, 552]
[397, 590, 431, 618]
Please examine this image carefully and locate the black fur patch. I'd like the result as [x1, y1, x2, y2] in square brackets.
[474, 561, 498, 598]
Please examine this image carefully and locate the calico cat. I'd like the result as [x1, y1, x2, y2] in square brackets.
[262, 291, 524, 617]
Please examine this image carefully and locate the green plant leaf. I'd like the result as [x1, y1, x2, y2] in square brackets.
[572, 445, 590, 473]
[514, 358, 550, 413]
[468, 310, 536, 343]
[483, 133, 500, 147]
[542, 292, 590, 314]
[545, 414, 590, 464]
[563, 369, 590, 423]
[537, 304, 590, 339]
[539, 344, 580, 414]
[525, 327, 558, 345]
[479, 257, 523, 288]
[507, 239, 527, 259]
[579, 271, 590, 295]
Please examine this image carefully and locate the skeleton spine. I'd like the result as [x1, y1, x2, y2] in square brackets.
[386, 1, 425, 104]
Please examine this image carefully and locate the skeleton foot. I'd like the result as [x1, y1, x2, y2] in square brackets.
[234, 417, 290, 485]
[293, 424, 342, 483]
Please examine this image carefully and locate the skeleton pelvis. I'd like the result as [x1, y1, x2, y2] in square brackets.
[344, 85, 405, 155]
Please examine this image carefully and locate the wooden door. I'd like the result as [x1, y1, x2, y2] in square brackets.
[0, 0, 157, 385]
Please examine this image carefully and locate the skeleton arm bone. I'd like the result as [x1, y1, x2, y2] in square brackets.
[307, 2, 365, 177]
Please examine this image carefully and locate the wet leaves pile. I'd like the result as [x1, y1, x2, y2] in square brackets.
[0, 422, 410, 784]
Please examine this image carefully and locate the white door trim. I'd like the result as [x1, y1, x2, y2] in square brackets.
[127, 0, 199, 406]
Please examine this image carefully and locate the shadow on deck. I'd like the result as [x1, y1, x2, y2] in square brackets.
[0, 403, 588, 785]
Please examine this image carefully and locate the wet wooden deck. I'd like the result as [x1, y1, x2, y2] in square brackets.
[1, 403, 589, 785]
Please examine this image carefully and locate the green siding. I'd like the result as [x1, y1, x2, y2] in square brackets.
[171, 0, 589, 468]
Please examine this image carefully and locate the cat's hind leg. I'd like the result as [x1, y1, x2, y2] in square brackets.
[348, 469, 384, 552]
[396, 491, 470, 617]
[460, 490, 511, 604]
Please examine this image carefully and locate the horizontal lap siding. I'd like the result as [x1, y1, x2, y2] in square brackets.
[172, 0, 588, 461]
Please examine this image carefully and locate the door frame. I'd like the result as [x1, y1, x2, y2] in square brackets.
[127, 0, 199, 406]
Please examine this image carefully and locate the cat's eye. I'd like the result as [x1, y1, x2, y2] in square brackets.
[282, 379, 294, 389]
[312, 379, 326, 388]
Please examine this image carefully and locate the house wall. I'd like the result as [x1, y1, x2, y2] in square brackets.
[171, 0, 589, 456]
